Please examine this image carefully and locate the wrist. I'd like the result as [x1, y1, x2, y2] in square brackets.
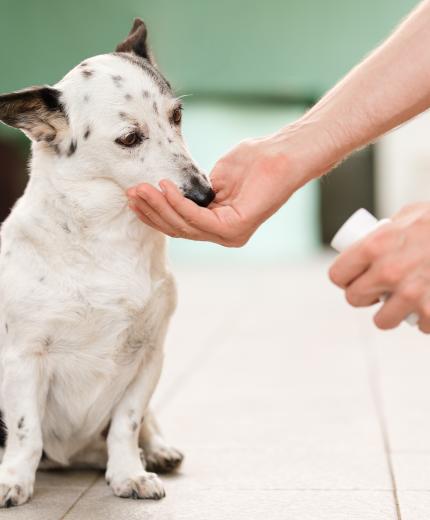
[276, 116, 351, 186]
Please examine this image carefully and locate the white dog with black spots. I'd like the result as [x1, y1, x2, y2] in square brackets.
[0, 18, 214, 507]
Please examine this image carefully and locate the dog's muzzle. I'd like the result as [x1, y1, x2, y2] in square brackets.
[183, 180, 216, 208]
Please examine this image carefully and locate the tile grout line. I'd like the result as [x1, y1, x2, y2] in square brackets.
[59, 473, 102, 520]
[363, 338, 402, 520]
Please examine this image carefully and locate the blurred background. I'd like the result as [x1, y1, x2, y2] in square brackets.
[0, 0, 425, 266]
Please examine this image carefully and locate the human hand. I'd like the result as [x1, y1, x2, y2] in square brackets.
[329, 202, 430, 332]
[127, 131, 307, 247]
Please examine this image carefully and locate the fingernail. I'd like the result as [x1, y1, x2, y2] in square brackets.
[159, 182, 166, 194]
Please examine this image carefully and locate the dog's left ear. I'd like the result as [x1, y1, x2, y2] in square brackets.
[116, 18, 154, 64]
[0, 86, 66, 142]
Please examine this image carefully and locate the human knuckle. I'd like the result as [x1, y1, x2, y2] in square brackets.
[416, 212, 430, 227]
[234, 232, 251, 247]
[420, 302, 430, 320]
[224, 236, 246, 248]
[363, 235, 382, 258]
[399, 283, 421, 302]
[183, 215, 196, 226]
[378, 263, 401, 285]
[345, 289, 359, 307]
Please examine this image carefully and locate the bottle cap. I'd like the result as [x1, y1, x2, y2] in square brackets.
[331, 209, 381, 253]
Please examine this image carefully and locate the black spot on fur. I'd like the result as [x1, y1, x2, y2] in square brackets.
[152, 101, 158, 114]
[157, 140, 162, 146]
[61, 222, 71, 233]
[131, 421, 138, 432]
[4, 322, 8, 333]
[80, 62, 89, 67]
[0, 411, 7, 447]
[111, 74, 123, 87]
[124, 93, 133, 101]
[84, 126, 91, 139]
[83, 94, 90, 103]
[52, 144, 61, 156]
[43, 336, 53, 347]
[167, 137, 173, 144]
[39, 276, 45, 283]
[67, 140, 77, 157]
[17, 417, 24, 429]
[82, 69, 94, 78]
[142, 90, 150, 98]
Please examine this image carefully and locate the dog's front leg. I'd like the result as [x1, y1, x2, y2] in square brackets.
[0, 353, 47, 507]
[106, 350, 165, 499]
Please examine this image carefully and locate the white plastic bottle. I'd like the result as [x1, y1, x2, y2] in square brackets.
[331, 208, 418, 326]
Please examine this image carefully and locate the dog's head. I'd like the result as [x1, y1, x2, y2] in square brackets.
[0, 19, 215, 207]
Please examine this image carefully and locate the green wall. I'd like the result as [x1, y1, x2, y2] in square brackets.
[0, 0, 419, 262]
[0, 0, 417, 96]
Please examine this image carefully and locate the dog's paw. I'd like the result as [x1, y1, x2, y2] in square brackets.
[0, 468, 33, 508]
[145, 445, 184, 474]
[108, 472, 165, 500]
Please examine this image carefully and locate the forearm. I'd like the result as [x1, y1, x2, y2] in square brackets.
[286, 0, 430, 183]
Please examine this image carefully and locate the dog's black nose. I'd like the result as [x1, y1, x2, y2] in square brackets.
[184, 186, 216, 207]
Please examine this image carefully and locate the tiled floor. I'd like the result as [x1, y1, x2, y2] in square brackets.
[4, 254, 430, 519]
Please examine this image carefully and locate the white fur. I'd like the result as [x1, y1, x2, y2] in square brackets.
[0, 51, 206, 506]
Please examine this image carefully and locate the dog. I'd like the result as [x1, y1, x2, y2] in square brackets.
[0, 18, 215, 507]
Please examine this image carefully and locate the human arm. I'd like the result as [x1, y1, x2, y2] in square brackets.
[128, 0, 430, 246]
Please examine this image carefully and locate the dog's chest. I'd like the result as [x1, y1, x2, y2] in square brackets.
[40, 261, 176, 462]
[66, 252, 176, 361]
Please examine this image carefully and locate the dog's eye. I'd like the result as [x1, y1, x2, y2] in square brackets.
[172, 107, 182, 125]
[115, 132, 142, 147]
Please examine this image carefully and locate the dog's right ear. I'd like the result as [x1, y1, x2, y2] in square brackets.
[116, 18, 155, 64]
[0, 86, 66, 142]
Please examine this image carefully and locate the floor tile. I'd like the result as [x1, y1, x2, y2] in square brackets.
[398, 491, 430, 520]
[64, 478, 396, 520]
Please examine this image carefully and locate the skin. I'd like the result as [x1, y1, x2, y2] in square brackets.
[128, 0, 430, 332]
